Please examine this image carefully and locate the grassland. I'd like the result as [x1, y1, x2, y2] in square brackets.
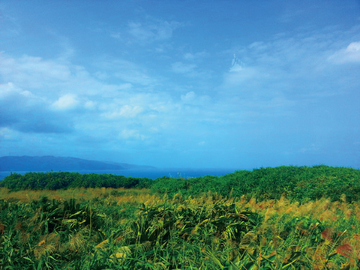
[0, 165, 360, 269]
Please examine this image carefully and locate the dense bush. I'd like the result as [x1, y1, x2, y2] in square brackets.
[0, 172, 153, 191]
[1, 189, 358, 269]
[150, 165, 360, 203]
[1, 165, 360, 203]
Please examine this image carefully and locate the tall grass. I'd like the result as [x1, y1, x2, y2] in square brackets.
[0, 187, 359, 269]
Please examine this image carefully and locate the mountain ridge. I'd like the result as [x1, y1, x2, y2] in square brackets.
[0, 156, 156, 172]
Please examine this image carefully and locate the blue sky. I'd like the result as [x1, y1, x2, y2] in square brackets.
[0, 0, 359, 169]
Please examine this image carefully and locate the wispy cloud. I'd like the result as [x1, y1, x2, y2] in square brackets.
[183, 51, 209, 61]
[120, 128, 147, 140]
[52, 94, 79, 110]
[128, 20, 182, 41]
[0, 53, 71, 89]
[0, 51, 215, 147]
[1, 0, 359, 168]
[171, 62, 197, 74]
[0, 5, 20, 37]
[221, 28, 360, 101]
[328, 41, 360, 63]
[111, 18, 183, 44]
[0, 82, 72, 133]
[171, 61, 212, 79]
[102, 105, 144, 119]
[97, 58, 158, 86]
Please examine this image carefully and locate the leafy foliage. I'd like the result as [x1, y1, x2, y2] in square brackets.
[0, 171, 153, 190]
[0, 187, 360, 269]
[151, 165, 360, 203]
[2, 165, 360, 204]
[1, 165, 360, 268]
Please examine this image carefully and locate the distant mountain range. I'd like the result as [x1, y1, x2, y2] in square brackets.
[0, 156, 156, 172]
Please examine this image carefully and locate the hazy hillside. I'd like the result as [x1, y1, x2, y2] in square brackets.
[0, 156, 156, 171]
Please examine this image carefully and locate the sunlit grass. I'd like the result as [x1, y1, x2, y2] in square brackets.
[1, 187, 359, 269]
[0, 187, 151, 202]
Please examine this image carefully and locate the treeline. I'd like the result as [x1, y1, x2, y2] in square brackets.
[151, 165, 360, 203]
[1, 165, 360, 203]
[0, 172, 153, 190]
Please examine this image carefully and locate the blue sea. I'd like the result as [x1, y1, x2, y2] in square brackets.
[0, 168, 242, 181]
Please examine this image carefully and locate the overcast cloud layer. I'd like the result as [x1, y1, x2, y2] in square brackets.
[0, 0, 359, 169]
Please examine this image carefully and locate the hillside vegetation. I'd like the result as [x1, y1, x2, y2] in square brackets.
[1, 165, 360, 203]
[0, 186, 359, 269]
[0, 172, 153, 190]
[1, 165, 360, 268]
[151, 165, 360, 204]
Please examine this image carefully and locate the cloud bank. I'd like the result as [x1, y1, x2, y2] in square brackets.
[0, 1, 359, 168]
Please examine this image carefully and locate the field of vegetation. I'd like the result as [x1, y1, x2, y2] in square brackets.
[0, 165, 360, 269]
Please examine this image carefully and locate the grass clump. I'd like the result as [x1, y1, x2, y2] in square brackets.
[0, 187, 360, 269]
[1, 165, 360, 268]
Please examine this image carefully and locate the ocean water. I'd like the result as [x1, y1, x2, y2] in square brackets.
[0, 168, 241, 181]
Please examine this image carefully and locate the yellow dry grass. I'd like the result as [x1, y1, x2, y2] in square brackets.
[0, 187, 151, 202]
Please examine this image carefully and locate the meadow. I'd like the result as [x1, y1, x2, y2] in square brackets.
[0, 165, 360, 269]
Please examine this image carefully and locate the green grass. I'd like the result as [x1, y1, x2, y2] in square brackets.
[1, 165, 360, 268]
[0, 187, 360, 269]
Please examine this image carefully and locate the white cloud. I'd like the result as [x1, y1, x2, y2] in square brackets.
[248, 41, 267, 51]
[114, 71, 154, 86]
[0, 6, 20, 37]
[172, 62, 196, 74]
[0, 127, 19, 140]
[183, 53, 196, 60]
[183, 51, 208, 60]
[127, 20, 182, 42]
[84, 100, 96, 110]
[348, 42, 360, 52]
[180, 91, 211, 108]
[0, 82, 17, 97]
[102, 105, 144, 119]
[52, 94, 78, 110]
[299, 144, 320, 153]
[181, 91, 196, 102]
[95, 83, 133, 98]
[110, 32, 121, 39]
[0, 53, 71, 88]
[106, 60, 156, 86]
[171, 62, 207, 79]
[0, 82, 73, 133]
[221, 32, 360, 96]
[223, 66, 259, 88]
[0, 82, 40, 104]
[0, 53, 151, 101]
[94, 71, 110, 80]
[120, 129, 147, 140]
[128, 22, 154, 41]
[328, 41, 360, 64]
[229, 63, 243, 73]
